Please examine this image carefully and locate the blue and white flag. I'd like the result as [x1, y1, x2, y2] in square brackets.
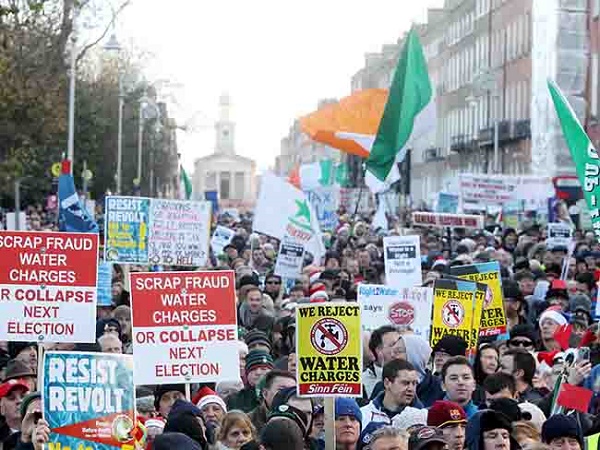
[58, 160, 99, 233]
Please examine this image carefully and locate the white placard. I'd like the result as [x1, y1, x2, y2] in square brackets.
[274, 237, 305, 279]
[547, 222, 573, 249]
[211, 226, 235, 256]
[383, 235, 422, 288]
[358, 284, 433, 338]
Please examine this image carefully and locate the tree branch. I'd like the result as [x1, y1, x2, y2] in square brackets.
[75, 0, 131, 65]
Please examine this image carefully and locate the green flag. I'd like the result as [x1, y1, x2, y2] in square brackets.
[548, 80, 600, 238]
[366, 28, 433, 181]
[179, 165, 193, 200]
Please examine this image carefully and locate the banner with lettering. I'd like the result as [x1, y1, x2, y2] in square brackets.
[104, 196, 211, 266]
[274, 236, 305, 279]
[42, 351, 135, 450]
[430, 278, 478, 352]
[305, 187, 339, 231]
[0, 231, 98, 342]
[449, 261, 507, 339]
[547, 222, 573, 250]
[412, 212, 484, 229]
[459, 173, 553, 209]
[383, 235, 422, 287]
[357, 284, 433, 338]
[436, 192, 459, 213]
[129, 270, 239, 385]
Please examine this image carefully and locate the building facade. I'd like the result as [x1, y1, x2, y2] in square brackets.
[192, 94, 257, 209]
[349, 0, 590, 206]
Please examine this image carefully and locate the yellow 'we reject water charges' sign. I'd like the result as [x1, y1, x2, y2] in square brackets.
[296, 303, 362, 397]
[431, 278, 478, 350]
[450, 261, 507, 338]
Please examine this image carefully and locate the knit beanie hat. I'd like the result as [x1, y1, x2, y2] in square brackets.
[431, 335, 468, 357]
[154, 384, 186, 410]
[7, 342, 35, 360]
[335, 398, 362, 424]
[191, 386, 227, 413]
[427, 401, 467, 428]
[245, 349, 274, 374]
[509, 324, 538, 344]
[542, 414, 583, 448]
[153, 432, 202, 450]
[479, 410, 512, 433]
[391, 406, 428, 430]
[268, 403, 309, 437]
[244, 329, 272, 351]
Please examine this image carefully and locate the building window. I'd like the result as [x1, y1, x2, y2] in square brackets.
[594, 0, 600, 18]
[220, 172, 230, 200]
[206, 171, 216, 190]
[234, 171, 245, 200]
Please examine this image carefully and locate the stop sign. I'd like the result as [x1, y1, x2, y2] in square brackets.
[388, 302, 415, 326]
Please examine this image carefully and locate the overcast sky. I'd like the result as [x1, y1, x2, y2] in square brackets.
[119, 0, 444, 173]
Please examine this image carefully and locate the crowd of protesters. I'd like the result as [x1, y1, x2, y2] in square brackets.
[2, 203, 600, 450]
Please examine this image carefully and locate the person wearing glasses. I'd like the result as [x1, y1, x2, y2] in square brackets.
[499, 349, 545, 402]
[507, 325, 537, 353]
[263, 273, 283, 302]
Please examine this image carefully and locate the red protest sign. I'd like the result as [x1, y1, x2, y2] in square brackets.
[0, 231, 99, 342]
[130, 270, 239, 385]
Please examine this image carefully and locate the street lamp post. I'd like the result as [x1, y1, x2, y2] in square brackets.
[67, 10, 79, 172]
[104, 33, 124, 194]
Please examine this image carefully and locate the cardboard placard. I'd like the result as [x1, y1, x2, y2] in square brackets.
[104, 196, 211, 266]
[130, 270, 238, 385]
[42, 351, 135, 450]
[296, 303, 362, 397]
[0, 231, 98, 342]
[358, 284, 433, 338]
[383, 235, 422, 288]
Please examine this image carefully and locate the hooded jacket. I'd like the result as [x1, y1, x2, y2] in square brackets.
[402, 334, 444, 407]
[359, 391, 424, 430]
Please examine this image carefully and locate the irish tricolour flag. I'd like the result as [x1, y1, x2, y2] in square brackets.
[179, 165, 193, 200]
[300, 28, 435, 193]
[364, 28, 435, 191]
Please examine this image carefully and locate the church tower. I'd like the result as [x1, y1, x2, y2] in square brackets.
[215, 92, 235, 156]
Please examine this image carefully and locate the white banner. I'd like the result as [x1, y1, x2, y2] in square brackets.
[274, 236, 305, 279]
[358, 284, 433, 337]
[383, 235, 422, 288]
[211, 226, 235, 256]
[547, 222, 573, 249]
[459, 173, 554, 208]
[305, 186, 339, 231]
[253, 173, 325, 262]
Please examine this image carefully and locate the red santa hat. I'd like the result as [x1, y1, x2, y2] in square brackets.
[192, 387, 227, 413]
[309, 282, 329, 303]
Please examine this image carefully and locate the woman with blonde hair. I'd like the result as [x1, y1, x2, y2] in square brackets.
[217, 411, 256, 450]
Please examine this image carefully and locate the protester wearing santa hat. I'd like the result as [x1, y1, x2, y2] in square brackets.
[193, 387, 227, 425]
[539, 306, 567, 351]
